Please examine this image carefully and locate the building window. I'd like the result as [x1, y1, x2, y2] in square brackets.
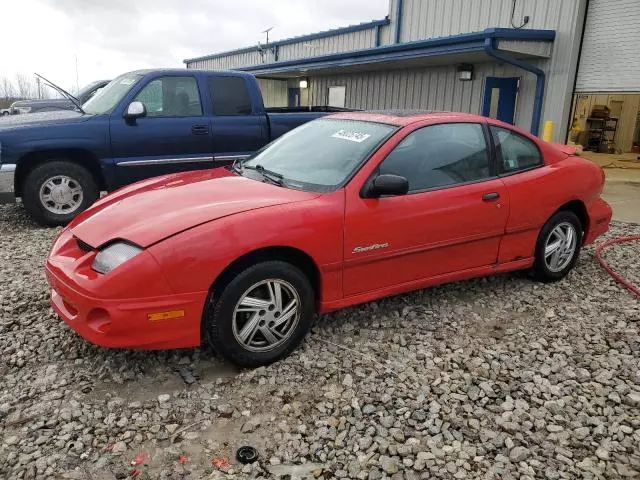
[377, 123, 491, 192]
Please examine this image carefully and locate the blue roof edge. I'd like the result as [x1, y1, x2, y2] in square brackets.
[183, 17, 391, 64]
[234, 27, 556, 73]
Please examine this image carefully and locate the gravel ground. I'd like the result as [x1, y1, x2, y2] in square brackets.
[1, 203, 639, 480]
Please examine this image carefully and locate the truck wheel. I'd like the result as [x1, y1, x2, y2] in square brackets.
[203, 261, 315, 367]
[22, 160, 99, 227]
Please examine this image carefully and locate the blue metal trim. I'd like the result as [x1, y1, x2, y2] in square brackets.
[395, 0, 404, 44]
[183, 18, 391, 64]
[483, 37, 545, 136]
[236, 28, 555, 74]
[243, 42, 487, 76]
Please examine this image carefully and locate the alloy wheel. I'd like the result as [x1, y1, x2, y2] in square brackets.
[544, 221, 577, 273]
[232, 279, 300, 352]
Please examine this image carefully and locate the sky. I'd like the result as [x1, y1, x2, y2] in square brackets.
[0, 0, 389, 92]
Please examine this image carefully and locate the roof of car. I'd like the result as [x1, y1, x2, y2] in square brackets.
[328, 110, 491, 126]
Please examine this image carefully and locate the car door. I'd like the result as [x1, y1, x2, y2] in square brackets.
[342, 121, 509, 297]
[110, 74, 214, 186]
[206, 75, 268, 164]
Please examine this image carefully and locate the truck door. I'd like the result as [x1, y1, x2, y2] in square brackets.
[109, 74, 214, 186]
[206, 75, 267, 165]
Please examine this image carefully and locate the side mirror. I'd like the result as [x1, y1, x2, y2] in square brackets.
[366, 174, 409, 198]
[124, 101, 146, 120]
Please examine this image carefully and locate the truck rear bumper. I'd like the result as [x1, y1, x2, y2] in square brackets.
[0, 164, 16, 204]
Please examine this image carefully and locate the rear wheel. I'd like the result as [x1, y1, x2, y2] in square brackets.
[533, 211, 583, 282]
[22, 160, 99, 227]
[203, 261, 315, 367]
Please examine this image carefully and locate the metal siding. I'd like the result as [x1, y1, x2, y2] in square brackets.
[257, 78, 288, 107]
[308, 62, 537, 129]
[276, 29, 375, 61]
[575, 0, 640, 92]
[393, 0, 586, 140]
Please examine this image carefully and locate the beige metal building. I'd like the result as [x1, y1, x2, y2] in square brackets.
[185, 0, 640, 149]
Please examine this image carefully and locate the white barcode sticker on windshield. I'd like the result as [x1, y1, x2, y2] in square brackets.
[331, 130, 371, 143]
[120, 78, 135, 85]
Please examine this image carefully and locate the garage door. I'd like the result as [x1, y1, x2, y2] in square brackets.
[575, 0, 640, 92]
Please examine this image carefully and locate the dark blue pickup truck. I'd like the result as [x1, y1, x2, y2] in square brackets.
[0, 69, 345, 226]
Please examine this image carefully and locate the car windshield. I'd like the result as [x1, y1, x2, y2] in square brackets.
[83, 74, 143, 115]
[241, 118, 396, 192]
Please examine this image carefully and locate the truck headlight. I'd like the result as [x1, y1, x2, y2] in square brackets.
[92, 242, 142, 274]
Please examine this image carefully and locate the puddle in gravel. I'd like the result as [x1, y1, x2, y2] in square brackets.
[108, 415, 274, 476]
[85, 358, 239, 403]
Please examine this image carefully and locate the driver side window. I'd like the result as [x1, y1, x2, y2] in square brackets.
[378, 123, 491, 192]
[134, 76, 203, 117]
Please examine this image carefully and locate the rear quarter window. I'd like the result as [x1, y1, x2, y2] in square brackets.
[208, 77, 253, 116]
[490, 126, 543, 174]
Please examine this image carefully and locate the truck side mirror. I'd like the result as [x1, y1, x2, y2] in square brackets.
[124, 101, 146, 120]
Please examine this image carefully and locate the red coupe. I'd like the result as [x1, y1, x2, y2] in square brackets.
[46, 112, 612, 366]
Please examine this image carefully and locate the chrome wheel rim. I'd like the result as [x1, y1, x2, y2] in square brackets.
[39, 175, 83, 214]
[232, 279, 300, 352]
[544, 222, 577, 273]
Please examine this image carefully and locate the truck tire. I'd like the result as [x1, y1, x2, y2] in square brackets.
[22, 160, 99, 227]
[203, 261, 315, 367]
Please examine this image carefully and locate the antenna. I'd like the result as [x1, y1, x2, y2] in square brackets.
[75, 55, 79, 93]
[262, 27, 273, 44]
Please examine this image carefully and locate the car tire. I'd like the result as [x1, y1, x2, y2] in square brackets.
[22, 160, 99, 227]
[203, 261, 315, 367]
[533, 211, 583, 282]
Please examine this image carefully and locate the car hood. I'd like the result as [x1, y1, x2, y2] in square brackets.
[70, 169, 320, 248]
[0, 110, 91, 131]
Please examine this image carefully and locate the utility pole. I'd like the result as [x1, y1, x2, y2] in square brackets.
[36, 77, 41, 99]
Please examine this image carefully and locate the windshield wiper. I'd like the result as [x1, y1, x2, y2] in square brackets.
[34, 73, 85, 114]
[242, 164, 286, 187]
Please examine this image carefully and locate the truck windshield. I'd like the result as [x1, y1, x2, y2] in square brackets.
[241, 119, 396, 192]
[83, 74, 143, 115]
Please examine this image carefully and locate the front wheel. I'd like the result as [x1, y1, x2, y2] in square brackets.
[203, 261, 315, 367]
[22, 160, 99, 227]
[533, 211, 583, 282]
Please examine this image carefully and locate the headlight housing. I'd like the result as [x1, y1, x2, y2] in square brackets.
[92, 242, 142, 274]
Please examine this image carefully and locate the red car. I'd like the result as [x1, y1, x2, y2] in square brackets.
[46, 112, 612, 366]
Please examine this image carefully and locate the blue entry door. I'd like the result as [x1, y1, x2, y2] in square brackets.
[482, 77, 519, 124]
[288, 88, 301, 107]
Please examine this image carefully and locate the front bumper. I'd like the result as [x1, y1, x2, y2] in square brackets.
[45, 229, 208, 350]
[0, 164, 16, 204]
[46, 266, 207, 349]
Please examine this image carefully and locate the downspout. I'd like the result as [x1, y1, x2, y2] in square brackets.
[394, 0, 404, 44]
[484, 37, 545, 136]
[375, 24, 381, 47]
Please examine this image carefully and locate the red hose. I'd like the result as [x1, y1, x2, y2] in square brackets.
[594, 236, 640, 297]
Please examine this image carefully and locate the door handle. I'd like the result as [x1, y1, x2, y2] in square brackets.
[482, 192, 500, 201]
[191, 125, 209, 135]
